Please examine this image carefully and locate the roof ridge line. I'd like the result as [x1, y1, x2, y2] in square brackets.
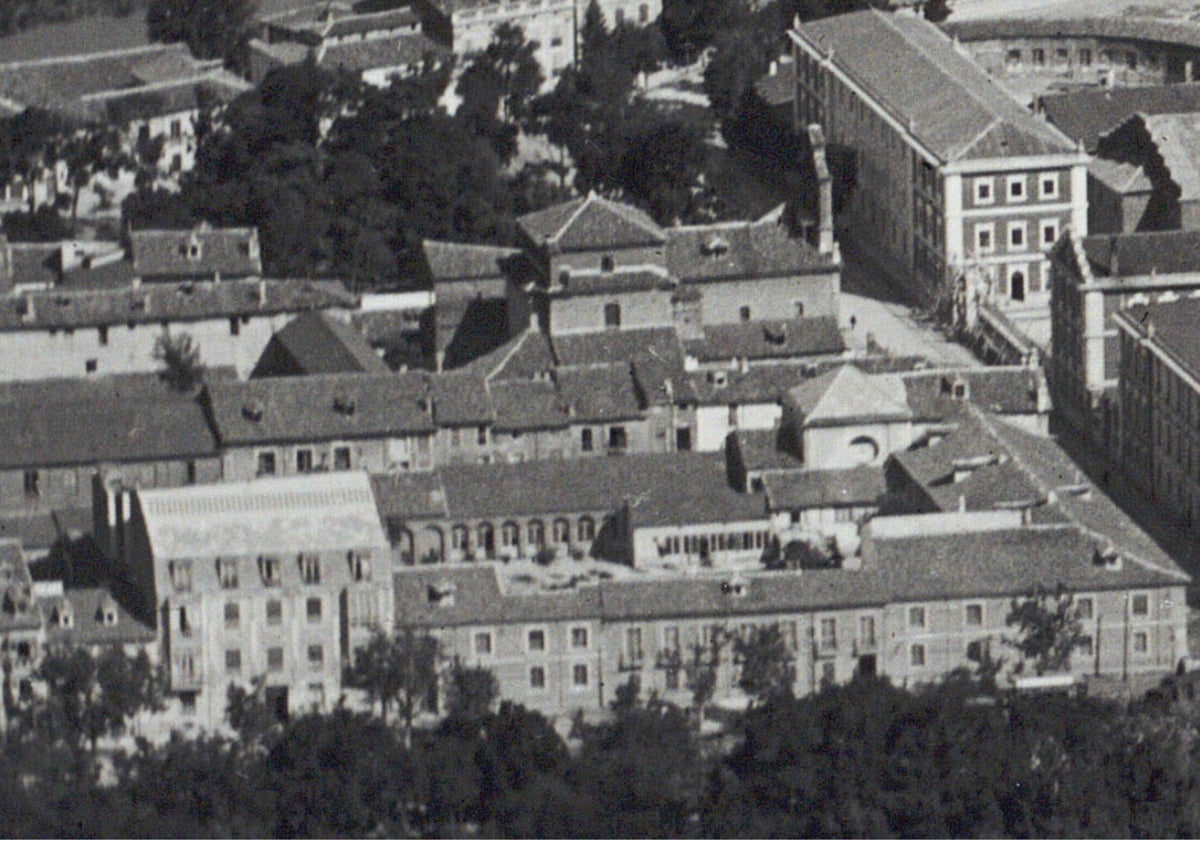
[550, 194, 596, 245]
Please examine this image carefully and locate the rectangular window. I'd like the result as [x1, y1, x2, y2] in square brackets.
[908, 606, 926, 628]
[217, 558, 238, 589]
[257, 451, 277, 476]
[1041, 220, 1058, 248]
[230, 317, 240, 336]
[663, 625, 680, 652]
[580, 428, 594, 452]
[974, 178, 993, 205]
[530, 666, 546, 689]
[98, 325, 108, 345]
[23, 470, 39, 498]
[858, 615, 876, 648]
[1079, 48, 1092, 65]
[976, 224, 994, 253]
[333, 447, 352, 471]
[1007, 176, 1025, 201]
[527, 628, 546, 652]
[267, 647, 284, 671]
[170, 560, 192, 592]
[86, 359, 97, 374]
[1132, 593, 1149, 616]
[226, 649, 242, 673]
[966, 604, 983, 627]
[224, 601, 240, 627]
[1079, 635, 1095, 656]
[297, 449, 314, 473]
[306, 597, 322, 622]
[604, 302, 621, 328]
[1008, 222, 1026, 249]
[259, 556, 281, 587]
[308, 644, 324, 669]
[819, 618, 837, 651]
[626, 627, 643, 662]
[1032, 47, 1045, 65]
[571, 626, 589, 649]
[299, 554, 321, 585]
[477, 426, 488, 446]
[572, 663, 589, 688]
[348, 551, 369, 582]
[474, 630, 493, 656]
[608, 426, 627, 450]
[1133, 631, 1149, 653]
[1076, 597, 1094, 620]
[1039, 174, 1059, 200]
[910, 643, 926, 667]
[266, 599, 283, 625]
[1126, 51, 1138, 70]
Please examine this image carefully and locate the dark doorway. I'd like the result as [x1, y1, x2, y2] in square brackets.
[266, 686, 290, 723]
[675, 427, 692, 451]
[857, 654, 877, 678]
[1011, 271, 1025, 302]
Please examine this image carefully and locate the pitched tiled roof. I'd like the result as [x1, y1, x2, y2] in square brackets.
[318, 33, 450, 74]
[794, 11, 1077, 163]
[925, 459, 1047, 513]
[0, 511, 67, 553]
[902, 366, 1046, 421]
[889, 414, 999, 488]
[554, 364, 643, 422]
[261, 311, 390, 375]
[517, 192, 666, 251]
[6, 243, 60, 289]
[418, 451, 767, 526]
[552, 327, 696, 405]
[945, 17, 1200, 54]
[489, 379, 570, 431]
[130, 227, 262, 279]
[1118, 297, 1200, 383]
[137, 471, 388, 559]
[41, 586, 156, 646]
[685, 317, 845, 363]
[458, 328, 555, 381]
[1081, 229, 1200, 277]
[763, 465, 885, 510]
[422, 239, 522, 283]
[754, 57, 795, 108]
[666, 220, 833, 283]
[730, 428, 803, 473]
[0, 373, 218, 469]
[371, 471, 449, 520]
[1039, 83, 1200, 152]
[207, 371, 434, 446]
[432, 372, 494, 426]
[688, 362, 815, 406]
[788, 364, 912, 426]
[80, 73, 250, 124]
[1089, 157, 1151, 194]
[0, 279, 354, 330]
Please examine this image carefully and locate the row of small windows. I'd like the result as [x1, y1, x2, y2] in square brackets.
[974, 219, 1059, 253]
[222, 596, 324, 628]
[171, 551, 370, 591]
[225, 643, 324, 674]
[450, 518, 596, 551]
[1006, 46, 1153, 71]
[653, 530, 770, 559]
[258, 446, 352, 476]
[973, 174, 1059, 205]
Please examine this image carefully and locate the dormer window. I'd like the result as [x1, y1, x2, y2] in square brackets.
[427, 581, 456, 606]
[764, 324, 787, 346]
[333, 395, 356, 415]
[702, 236, 729, 257]
[56, 604, 74, 628]
[98, 601, 118, 627]
[242, 401, 264, 422]
[708, 370, 728, 388]
[180, 237, 202, 261]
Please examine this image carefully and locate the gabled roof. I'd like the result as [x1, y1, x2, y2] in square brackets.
[730, 428, 803, 473]
[555, 364, 643, 422]
[137, 471, 388, 560]
[431, 372, 494, 426]
[0, 373, 219, 469]
[666, 219, 834, 283]
[317, 33, 450, 74]
[763, 465, 885, 510]
[552, 327, 696, 405]
[902, 366, 1046, 421]
[1038, 83, 1200, 152]
[1141, 112, 1200, 203]
[686, 317, 845, 363]
[258, 311, 389, 376]
[206, 371, 434, 446]
[788, 364, 912, 427]
[1081, 229, 1200, 278]
[793, 10, 1077, 163]
[130, 226, 262, 280]
[688, 362, 815, 406]
[517, 192, 666, 252]
[489, 379, 570, 431]
[422, 239, 522, 283]
[41, 586, 156, 646]
[0, 540, 39, 633]
[458, 328, 555, 381]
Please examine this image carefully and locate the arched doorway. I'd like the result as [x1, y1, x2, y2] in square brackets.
[1011, 270, 1025, 302]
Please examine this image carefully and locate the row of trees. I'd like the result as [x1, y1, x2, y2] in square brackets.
[0, 0, 141, 37]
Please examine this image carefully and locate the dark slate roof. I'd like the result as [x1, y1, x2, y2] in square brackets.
[6, 243, 60, 288]
[555, 364, 643, 422]
[263, 311, 390, 375]
[551, 267, 675, 296]
[489, 379, 570, 431]
[666, 220, 833, 283]
[459, 328, 555, 381]
[371, 471, 449, 521]
[395, 521, 1184, 628]
[730, 428, 803, 473]
[0, 540, 39, 633]
[41, 586, 156, 646]
[795, 11, 1077, 162]
[945, 16, 1200, 53]
[0, 511, 66, 553]
[0, 373, 218, 469]
[890, 414, 1002, 489]
[1038, 83, 1200, 152]
[422, 239, 522, 282]
[432, 372, 494, 426]
[130, 227, 262, 279]
[902, 366, 1045, 421]
[517, 192, 666, 251]
[1118, 297, 1200, 382]
[318, 33, 450, 74]
[552, 327, 697, 405]
[206, 372, 435, 446]
[686, 317, 845, 363]
[421, 451, 768, 526]
[925, 459, 1048, 513]
[763, 465, 886, 510]
[754, 57, 795, 108]
[1081, 230, 1200, 278]
[689, 363, 815, 406]
[84, 75, 249, 124]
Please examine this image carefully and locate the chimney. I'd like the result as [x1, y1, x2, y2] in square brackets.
[807, 124, 834, 257]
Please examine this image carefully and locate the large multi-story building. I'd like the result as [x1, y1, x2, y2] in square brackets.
[1049, 228, 1200, 452]
[121, 472, 393, 727]
[790, 10, 1088, 320]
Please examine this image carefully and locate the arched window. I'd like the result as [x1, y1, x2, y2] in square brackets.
[528, 520, 545, 546]
[451, 525, 470, 551]
[423, 526, 444, 564]
[501, 521, 520, 548]
[578, 516, 596, 542]
[848, 435, 880, 464]
[1010, 270, 1026, 302]
[553, 518, 571, 544]
[477, 523, 496, 558]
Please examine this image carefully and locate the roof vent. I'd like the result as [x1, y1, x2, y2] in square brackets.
[1093, 547, 1123, 570]
[702, 235, 729, 257]
[242, 400, 265, 422]
[427, 581, 456, 606]
[764, 324, 787, 345]
[333, 394, 357, 415]
[178, 281, 196, 296]
[720, 573, 748, 597]
[708, 370, 728, 388]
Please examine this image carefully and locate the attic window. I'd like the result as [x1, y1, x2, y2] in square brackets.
[600, 255, 614, 273]
[702, 236, 729, 257]
[242, 401, 264, 422]
[708, 370, 728, 388]
[333, 395, 357, 415]
[763, 324, 787, 346]
[97, 602, 118, 627]
[720, 577, 747, 597]
[347, 551, 370, 582]
[178, 282, 195, 296]
[180, 240, 202, 261]
[1093, 548, 1122, 570]
[427, 581, 456, 606]
[56, 604, 73, 628]
[559, 269, 570, 287]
